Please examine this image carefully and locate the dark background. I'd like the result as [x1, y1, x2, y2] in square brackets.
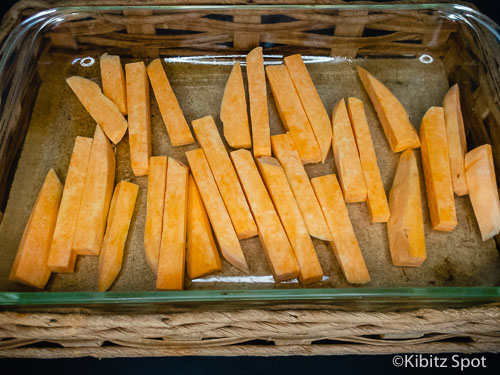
[0, 0, 498, 373]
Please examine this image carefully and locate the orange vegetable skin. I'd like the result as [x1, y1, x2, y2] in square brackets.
[465, 144, 500, 241]
[443, 84, 468, 196]
[187, 175, 222, 279]
[257, 157, 323, 284]
[271, 133, 331, 241]
[100, 53, 127, 115]
[66, 76, 128, 144]
[231, 150, 299, 282]
[192, 115, 257, 239]
[266, 65, 321, 164]
[387, 150, 426, 267]
[357, 67, 420, 152]
[311, 174, 370, 284]
[347, 97, 390, 221]
[284, 54, 332, 163]
[420, 107, 457, 231]
[144, 156, 168, 274]
[98, 181, 139, 291]
[73, 125, 115, 255]
[47, 137, 92, 272]
[126, 61, 151, 176]
[246, 47, 271, 157]
[156, 158, 189, 290]
[147, 59, 194, 146]
[221, 62, 251, 148]
[9, 169, 63, 289]
[186, 148, 248, 272]
[332, 98, 367, 203]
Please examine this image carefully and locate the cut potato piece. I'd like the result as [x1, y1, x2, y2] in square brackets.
[98, 181, 138, 291]
[125, 61, 151, 176]
[271, 133, 331, 241]
[257, 156, 323, 284]
[231, 150, 299, 282]
[347, 97, 390, 221]
[332, 98, 367, 203]
[187, 175, 222, 279]
[66, 76, 127, 144]
[465, 144, 500, 241]
[420, 107, 457, 231]
[100, 53, 127, 115]
[266, 65, 321, 164]
[387, 149, 426, 267]
[186, 148, 248, 272]
[443, 84, 468, 196]
[47, 136, 92, 272]
[73, 125, 115, 255]
[221, 62, 251, 148]
[144, 156, 168, 275]
[147, 59, 194, 146]
[156, 158, 189, 290]
[246, 47, 271, 157]
[311, 174, 370, 284]
[9, 169, 63, 289]
[284, 54, 332, 163]
[357, 67, 420, 152]
[192, 115, 257, 239]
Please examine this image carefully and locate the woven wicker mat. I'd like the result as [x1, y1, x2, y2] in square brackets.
[0, 0, 499, 358]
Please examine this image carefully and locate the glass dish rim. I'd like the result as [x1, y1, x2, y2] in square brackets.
[0, 2, 499, 307]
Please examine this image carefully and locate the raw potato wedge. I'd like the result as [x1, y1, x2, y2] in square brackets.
[186, 148, 248, 272]
[9, 169, 63, 289]
[147, 59, 194, 146]
[257, 157, 323, 284]
[266, 65, 322, 164]
[284, 54, 332, 163]
[332, 98, 367, 203]
[387, 149, 426, 267]
[311, 174, 370, 284]
[66, 76, 128, 144]
[47, 136, 92, 272]
[420, 107, 457, 231]
[126, 61, 151, 176]
[443, 84, 468, 196]
[156, 158, 189, 290]
[187, 175, 222, 279]
[357, 67, 420, 152]
[100, 53, 127, 115]
[465, 144, 500, 241]
[144, 156, 168, 274]
[73, 125, 115, 255]
[221, 62, 252, 148]
[271, 133, 331, 241]
[192, 115, 257, 239]
[98, 181, 139, 291]
[246, 47, 271, 157]
[347, 97, 390, 221]
[231, 150, 299, 282]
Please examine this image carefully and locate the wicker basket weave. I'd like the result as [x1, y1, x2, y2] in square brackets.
[0, 0, 499, 358]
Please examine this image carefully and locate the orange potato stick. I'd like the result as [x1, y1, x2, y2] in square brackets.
[284, 54, 332, 163]
[47, 136, 92, 272]
[66, 76, 128, 144]
[420, 107, 457, 231]
[311, 174, 370, 284]
[192, 115, 257, 239]
[98, 181, 139, 291]
[257, 156, 323, 284]
[147, 59, 194, 146]
[9, 169, 63, 289]
[231, 150, 299, 282]
[100, 53, 127, 115]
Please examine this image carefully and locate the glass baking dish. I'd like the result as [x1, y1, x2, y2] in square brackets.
[0, 3, 499, 310]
